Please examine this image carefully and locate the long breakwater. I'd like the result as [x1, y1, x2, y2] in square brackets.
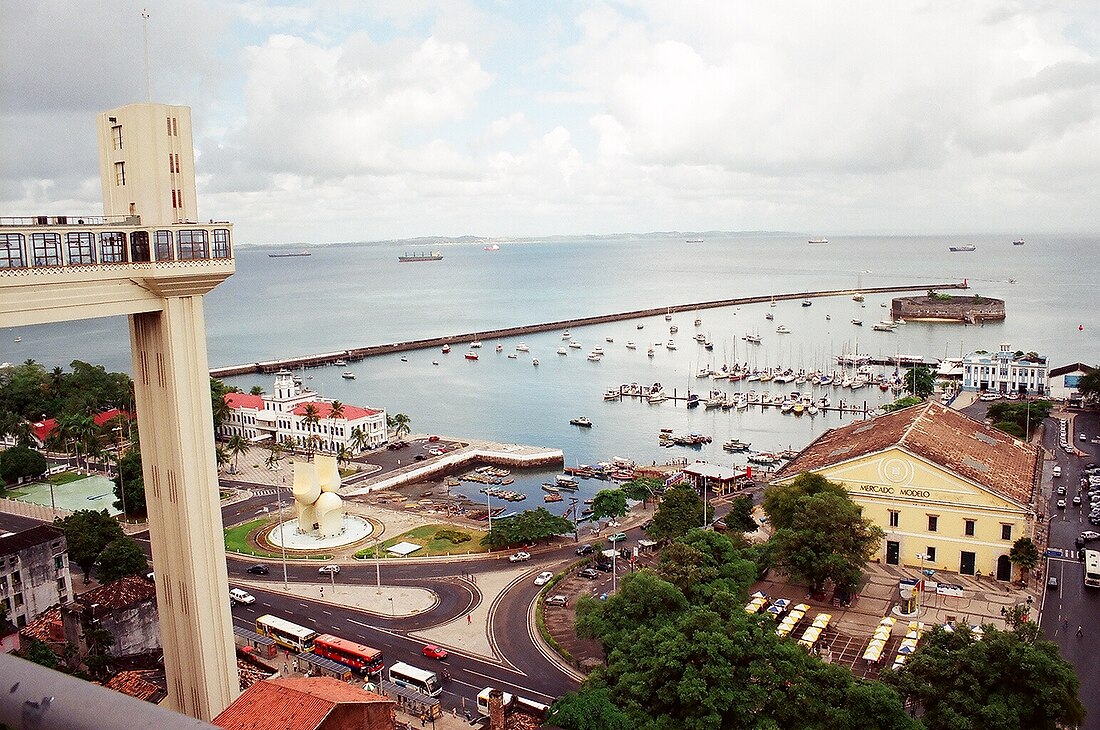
[209, 281, 967, 377]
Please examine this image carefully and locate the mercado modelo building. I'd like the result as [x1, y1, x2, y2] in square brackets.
[772, 401, 1040, 582]
[219, 370, 387, 454]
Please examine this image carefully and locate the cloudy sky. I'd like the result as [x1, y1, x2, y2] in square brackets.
[2, 1, 1099, 244]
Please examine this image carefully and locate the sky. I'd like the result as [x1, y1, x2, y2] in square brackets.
[2, 1, 1100, 245]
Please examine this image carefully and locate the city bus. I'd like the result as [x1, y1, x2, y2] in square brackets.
[1084, 549, 1100, 588]
[255, 614, 318, 652]
[312, 633, 384, 675]
[388, 661, 442, 697]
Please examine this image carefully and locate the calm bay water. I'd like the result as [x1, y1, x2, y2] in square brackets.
[4, 233, 1098, 505]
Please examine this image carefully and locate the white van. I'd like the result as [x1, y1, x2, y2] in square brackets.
[229, 588, 255, 604]
[1053, 466, 1062, 478]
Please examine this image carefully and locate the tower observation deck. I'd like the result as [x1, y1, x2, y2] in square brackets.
[0, 103, 237, 721]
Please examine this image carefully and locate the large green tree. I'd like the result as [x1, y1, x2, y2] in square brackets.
[57, 509, 124, 581]
[621, 477, 662, 508]
[1008, 537, 1040, 581]
[0, 445, 47, 484]
[903, 365, 936, 398]
[96, 536, 149, 583]
[111, 448, 146, 516]
[883, 624, 1085, 730]
[591, 488, 628, 520]
[764, 472, 883, 593]
[647, 484, 713, 541]
[723, 495, 758, 533]
[481, 507, 575, 549]
[987, 400, 1052, 439]
[1077, 368, 1100, 404]
[548, 688, 632, 730]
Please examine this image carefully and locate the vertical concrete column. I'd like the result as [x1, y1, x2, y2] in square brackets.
[129, 295, 237, 720]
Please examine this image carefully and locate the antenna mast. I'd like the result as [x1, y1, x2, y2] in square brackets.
[142, 9, 151, 102]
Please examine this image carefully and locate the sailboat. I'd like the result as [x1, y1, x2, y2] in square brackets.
[852, 273, 865, 302]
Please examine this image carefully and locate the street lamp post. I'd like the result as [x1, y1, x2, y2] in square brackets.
[278, 475, 289, 589]
[375, 544, 382, 595]
[915, 552, 929, 622]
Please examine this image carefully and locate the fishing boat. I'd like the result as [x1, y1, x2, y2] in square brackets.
[398, 250, 444, 262]
[544, 493, 563, 503]
[464, 351, 479, 360]
[949, 244, 976, 252]
[570, 417, 593, 427]
[341, 371, 355, 379]
[704, 340, 714, 350]
[556, 474, 580, 489]
[441, 344, 450, 354]
[665, 309, 673, 321]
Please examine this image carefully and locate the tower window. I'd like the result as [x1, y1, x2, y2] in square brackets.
[111, 124, 123, 150]
[114, 161, 126, 186]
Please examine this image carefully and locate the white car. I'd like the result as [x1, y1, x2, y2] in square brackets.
[534, 571, 554, 585]
[509, 551, 531, 563]
[1081, 434, 1089, 442]
[1057, 499, 1066, 509]
[229, 588, 255, 605]
[318, 564, 341, 574]
[1080, 531, 1100, 541]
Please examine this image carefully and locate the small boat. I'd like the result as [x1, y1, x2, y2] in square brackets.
[516, 343, 529, 352]
[556, 474, 580, 488]
[400, 356, 408, 362]
[532, 358, 539, 366]
[776, 325, 791, 334]
[483, 244, 500, 251]
[432, 360, 440, 365]
[665, 309, 673, 321]
[765, 312, 774, 320]
[949, 244, 976, 252]
[603, 388, 620, 400]
[626, 341, 637, 349]
[568, 341, 582, 349]
[1012, 239, 1025, 245]
[637, 323, 644, 329]
[470, 339, 482, 348]
[669, 325, 678, 334]
[544, 493, 563, 503]
[686, 393, 700, 408]
[495, 343, 503, 352]
[557, 347, 568, 355]
[694, 318, 702, 327]
[334, 359, 347, 366]
[465, 351, 479, 360]
[666, 340, 677, 350]
[801, 300, 812, 307]
[704, 340, 713, 350]
[562, 331, 572, 339]
[852, 293, 865, 302]
[647, 348, 655, 357]
[587, 351, 602, 361]
[744, 333, 762, 344]
[825, 314, 831, 320]
[341, 371, 355, 379]
[13, 336, 21, 342]
[507, 353, 518, 359]
[872, 321, 897, 332]
[606, 336, 614, 343]
[685, 238, 704, 244]
[441, 345, 451, 354]
[851, 319, 863, 326]
[570, 417, 593, 427]
[593, 346, 604, 355]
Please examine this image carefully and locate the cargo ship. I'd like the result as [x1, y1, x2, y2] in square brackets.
[268, 251, 311, 258]
[398, 251, 444, 262]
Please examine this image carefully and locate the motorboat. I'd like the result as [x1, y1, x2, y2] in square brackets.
[647, 348, 655, 357]
[562, 331, 572, 339]
[341, 371, 355, 379]
[704, 340, 714, 350]
[400, 356, 408, 362]
[440, 345, 450, 354]
[872, 321, 897, 332]
[603, 388, 620, 400]
[587, 351, 603, 361]
[464, 351, 479, 360]
[470, 339, 482, 348]
[626, 341, 637, 349]
[570, 417, 593, 427]
[334, 359, 347, 366]
[495, 343, 503, 352]
[776, 325, 791, 334]
[532, 358, 539, 366]
[557, 347, 568, 355]
[516, 343, 529, 352]
[765, 312, 774, 320]
[666, 340, 677, 350]
[694, 318, 702, 327]
[568, 340, 582, 349]
[744, 332, 762, 344]
[949, 244, 976, 252]
[507, 353, 518, 359]
[851, 319, 863, 326]
[686, 393, 700, 408]
[697, 367, 711, 378]
[637, 323, 644, 329]
[802, 300, 812, 307]
[606, 336, 614, 343]
[669, 325, 679, 334]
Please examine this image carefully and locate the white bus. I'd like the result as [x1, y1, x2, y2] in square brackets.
[388, 661, 442, 697]
[1084, 549, 1100, 588]
[255, 614, 318, 652]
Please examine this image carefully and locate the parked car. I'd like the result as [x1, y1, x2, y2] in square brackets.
[545, 595, 567, 606]
[318, 564, 340, 574]
[575, 544, 594, 555]
[1053, 466, 1062, 477]
[246, 564, 269, 575]
[509, 551, 531, 562]
[414, 454, 427, 460]
[229, 588, 255, 604]
[578, 568, 600, 580]
[607, 532, 627, 543]
[421, 644, 448, 660]
[429, 448, 444, 456]
[534, 571, 554, 586]
[428, 435, 441, 442]
[1080, 531, 1100, 541]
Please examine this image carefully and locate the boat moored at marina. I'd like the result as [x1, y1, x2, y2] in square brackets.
[570, 417, 593, 427]
[341, 371, 355, 379]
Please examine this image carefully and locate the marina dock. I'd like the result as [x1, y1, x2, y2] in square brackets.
[210, 281, 967, 377]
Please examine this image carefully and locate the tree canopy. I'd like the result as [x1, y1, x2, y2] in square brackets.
[647, 484, 712, 541]
[1077, 369, 1100, 404]
[903, 365, 936, 398]
[0, 445, 47, 484]
[56, 509, 124, 581]
[96, 536, 149, 583]
[481, 507, 574, 548]
[723, 495, 758, 533]
[590, 488, 628, 520]
[763, 472, 883, 593]
[112, 448, 146, 516]
[882, 624, 1084, 730]
[986, 400, 1052, 439]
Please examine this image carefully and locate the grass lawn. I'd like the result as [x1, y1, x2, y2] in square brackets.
[356, 524, 488, 559]
[50, 471, 89, 485]
[224, 517, 332, 559]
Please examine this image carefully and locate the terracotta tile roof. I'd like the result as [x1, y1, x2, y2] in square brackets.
[213, 677, 392, 730]
[20, 605, 64, 645]
[225, 392, 265, 410]
[104, 669, 166, 703]
[774, 401, 1039, 506]
[72, 575, 157, 614]
[30, 409, 132, 444]
[292, 401, 381, 421]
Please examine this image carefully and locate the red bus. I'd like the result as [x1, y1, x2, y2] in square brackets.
[312, 633, 384, 674]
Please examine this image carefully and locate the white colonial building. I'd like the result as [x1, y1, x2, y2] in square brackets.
[219, 371, 387, 454]
[961, 343, 1047, 395]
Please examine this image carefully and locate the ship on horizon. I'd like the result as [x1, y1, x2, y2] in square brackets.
[398, 250, 444, 262]
[268, 250, 311, 258]
[808, 237, 829, 245]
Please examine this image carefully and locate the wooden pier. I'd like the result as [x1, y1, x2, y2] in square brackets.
[209, 281, 967, 378]
[606, 387, 874, 417]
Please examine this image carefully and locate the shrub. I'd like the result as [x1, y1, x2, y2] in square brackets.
[434, 529, 472, 545]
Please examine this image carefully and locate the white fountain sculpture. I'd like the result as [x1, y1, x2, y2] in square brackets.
[292, 455, 344, 537]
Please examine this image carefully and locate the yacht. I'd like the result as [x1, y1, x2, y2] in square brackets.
[704, 340, 714, 351]
[334, 358, 347, 366]
[626, 341, 637, 349]
[562, 331, 572, 340]
[464, 351, 479, 360]
[557, 347, 568, 355]
[470, 339, 482, 348]
[666, 340, 677, 350]
[776, 325, 791, 334]
[568, 340, 582, 349]
[696, 367, 712, 379]
[341, 371, 355, 379]
[593, 346, 604, 355]
[516, 343, 530, 352]
[587, 351, 603, 361]
[570, 417, 593, 428]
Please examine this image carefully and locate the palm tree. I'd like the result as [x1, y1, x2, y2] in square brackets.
[215, 445, 230, 472]
[350, 426, 369, 454]
[335, 444, 351, 470]
[264, 442, 284, 471]
[301, 404, 321, 456]
[226, 434, 249, 473]
[249, 385, 265, 396]
[388, 413, 411, 438]
[327, 401, 345, 454]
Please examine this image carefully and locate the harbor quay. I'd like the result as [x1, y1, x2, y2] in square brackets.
[208, 281, 968, 377]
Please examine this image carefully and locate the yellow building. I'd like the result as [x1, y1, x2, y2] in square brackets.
[772, 401, 1040, 582]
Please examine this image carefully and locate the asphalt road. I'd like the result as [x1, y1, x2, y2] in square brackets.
[1039, 409, 1100, 730]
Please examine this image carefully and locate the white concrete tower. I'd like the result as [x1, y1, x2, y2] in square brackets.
[0, 103, 236, 720]
[97, 103, 198, 225]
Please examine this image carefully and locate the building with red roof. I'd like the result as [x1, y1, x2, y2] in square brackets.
[219, 370, 387, 455]
[212, 676, 395, 730]
[28, 408, 133, 448]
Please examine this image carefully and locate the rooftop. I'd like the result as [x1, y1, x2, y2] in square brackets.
[775, 401, 1040, 506]
[212, 677, 393, 730]
[71, 575, 157, 614]
[0, 524, 64, 558]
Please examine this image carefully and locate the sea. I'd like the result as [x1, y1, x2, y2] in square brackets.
[3, 232, 1098, 508]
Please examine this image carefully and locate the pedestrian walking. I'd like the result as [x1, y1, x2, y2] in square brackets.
[1063, 617, 1069, 630]
[1077, 625, 1084, 638]
[467, 613, 472, 624]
